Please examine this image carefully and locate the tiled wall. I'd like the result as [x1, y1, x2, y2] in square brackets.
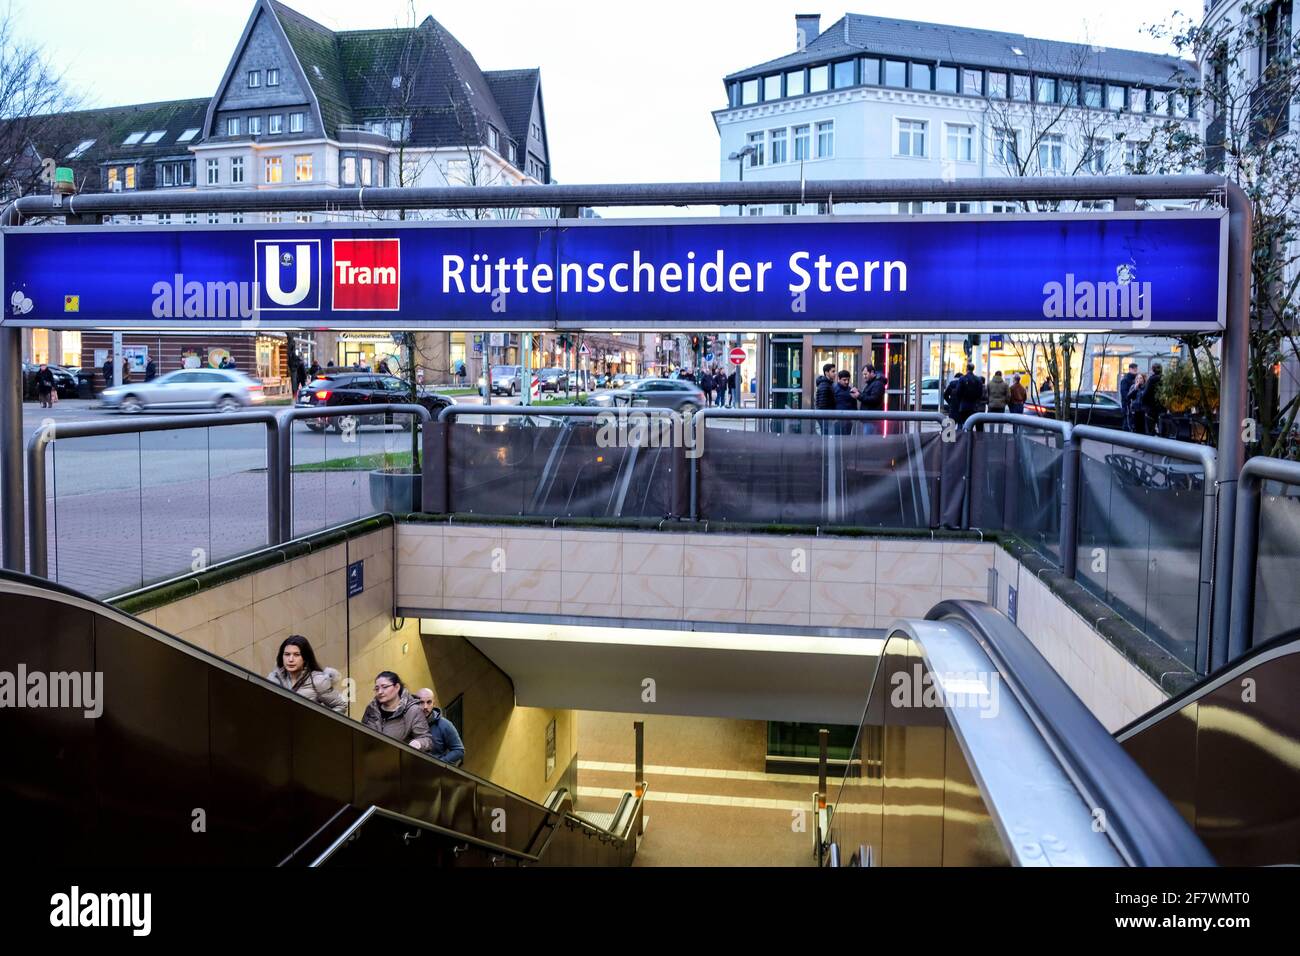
[991, 546, 1168, 732]
[397, 524, 995, 629]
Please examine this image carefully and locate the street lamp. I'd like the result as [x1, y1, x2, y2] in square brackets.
[728, 145, 756, 216]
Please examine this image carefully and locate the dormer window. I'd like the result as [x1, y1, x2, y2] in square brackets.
[248, 70, 261, 88]
[227, 117, 240, 136]
[143, 130, 166, 144]
[122, 131, 146, 145]
[267, 68, 280, 87]
[177, 128, 200, 143]
[66, 139, 95, 159]
[486, 125, 499, 151]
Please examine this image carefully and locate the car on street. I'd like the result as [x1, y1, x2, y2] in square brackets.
[538, 367, 571, 393]
[1026, 391, 1126, 429]
[613, 373, 640, 387]
[22, 363, 79, 400]
[906, 376, 941, 410]
[101, 368, 265, 414]
[478, 365, 525, 396]
[296, 372, 453, 431]
[590, 377, 706, 415]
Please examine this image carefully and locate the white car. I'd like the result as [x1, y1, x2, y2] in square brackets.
[101, 368, 265, 414]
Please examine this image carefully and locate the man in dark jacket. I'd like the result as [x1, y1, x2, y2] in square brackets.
[955, 365, 983, 426]
[814, 363, 836, 410]
[832, 369, 859, 435]
[102, 357, 114, 389]
[1139, 363, 1164, 435]
[1118, 362, 1139, 431]
[858, 365, 885, 435]
[416, 689, 465, 765]
[145, 359, 157, 382]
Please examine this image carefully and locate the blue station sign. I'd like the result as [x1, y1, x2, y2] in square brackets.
[1, 212, 1227, 332]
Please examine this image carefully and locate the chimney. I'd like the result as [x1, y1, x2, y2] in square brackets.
[795, 13, 821, 51]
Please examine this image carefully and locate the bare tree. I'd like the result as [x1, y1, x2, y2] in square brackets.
[0, 9, 84, 202]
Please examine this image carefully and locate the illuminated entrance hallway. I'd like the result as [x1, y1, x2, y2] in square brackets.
[575, 713, 816, 867]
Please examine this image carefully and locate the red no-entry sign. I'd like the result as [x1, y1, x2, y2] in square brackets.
[729, 347, 745, 365]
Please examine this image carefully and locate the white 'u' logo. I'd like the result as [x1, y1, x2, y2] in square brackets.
[264, 244, 312, 306]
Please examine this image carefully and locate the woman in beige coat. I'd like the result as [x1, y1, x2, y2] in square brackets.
[266, 635, 349, 714]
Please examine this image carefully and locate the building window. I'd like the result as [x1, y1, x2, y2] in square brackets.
[127, 215, 142, 224]
[986, 72, 1007, 98]
[785, 69, 805, 97]
[1035, 76, 1057, 103]
[1171, 92, 1189, 118]
[897, 201, 925, 214]
[1130, 88, 1147, 113]
[177, 128, 199, 143]
[227, 117, 240, 136]
[342, 156, 357, 185]
[143, 130, 166, 144]
[861, 57, 880, 85]
[990, 202, 1019, 213]
[764, 74, 782, 100]
[746, 205, 763, 216]
[66, 138, 96, 158]
[184, 212, 197, 225]
[833, 59, 855, 88]
[295, 212, 311, 223]
[122, 131, 146, 145]
[248, 70, 260, 88]
[809, 64, 829, 93]
[1060, 80, 1079, 106]
[389, 120, 405, 141]
[267, 211, 282, 224]
[1123, 141, 1147, 171]
[769, 127, 788, 164]
[125, 166, 136, 189]
[158, 213, 171, 225]
[741, 78, 759, 104]
[295, 154, 313, 182]
[896, 119, 927, 157]
[486, 126, 499, 151]
[1083, 82, 1103, 108]
[993, 127, 1019, 167]
[267, 68, 280, 87]
[231, 156, 245, 184]
[1152, 90, 1169, 115]
[781, 203, 797, 215]
[946, 123, 974, 161]
[936, 65, 958, 93]
[160, 163, 175, 187]
[945, 201, 974, 213]
[1012, 74, 1030, 100]
[1038, 133, 1064, 172]
[792, 124, 811, 161]
[910, 63, 932, 90]
[249, 116, 262, 135]
[375, 159, 385, 187]
[361, 157, 373, 186]
[815, 202, 830, 215]
[269, 114, 283, 134]
[884, 59, 907, 87]
[290, 112, 305, 133]
[961, 69, 982, 96]
[232, 212, 244, 224]
[816, 120, 834, 157]
[106, 167, 118, 189]
[208, 212, 220, 224]
[1086, 138, 1107, 173]
[265, 156, 283, 184]
[1107, 84, 1126, 111]
[746, 130, 765, 166]
[405, 158, 421, 185]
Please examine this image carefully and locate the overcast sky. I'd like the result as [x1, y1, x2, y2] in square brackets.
[18, 0, 1191, 191]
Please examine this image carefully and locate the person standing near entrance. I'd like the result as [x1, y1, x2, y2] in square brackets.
[955, 364, 982, 426]
[1118, 362, 1139, 431]
[1139, 363, 1164, 435]
[858, 364, 885, 435]
[987, 370, 1009, 414]
[727, 366, 739, 408]
[814, 363, 836, 410]
[701, 368, 714, 406]
[35, 364, 56, 408]
[1008, 374, 1027, 414]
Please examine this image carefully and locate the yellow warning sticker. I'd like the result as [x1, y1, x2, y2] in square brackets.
[64, 295, 80, 312]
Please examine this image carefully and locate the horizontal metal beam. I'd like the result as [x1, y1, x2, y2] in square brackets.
[3, 175, 1229, 219]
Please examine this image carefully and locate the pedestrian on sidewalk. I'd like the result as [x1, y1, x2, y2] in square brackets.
[35, 364, 55, 408]
[1008, 374, 1027, 415]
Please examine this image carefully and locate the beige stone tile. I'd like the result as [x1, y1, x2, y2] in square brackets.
[501, 599, 563, 615]
[813, 549, 875, 583]
[563, 603, 623, 619]
[283, 577, 327, 623]
[621, 574, 684, 609]
[876, 551, 943, 587]
[442, 596, 502, 613]
[559, 528, 622, 545]
[398, 529, 444, 567]
[365, 551, 394, 588]
[561, 571, 620, 605]
[942, 553, 993, 590]
[684, 577, 746, 612]
[939, 585, 989, 605]
[325, 602, 347, 646]
[812, 580, 872, 616]
[684, 533, 748, 549]
[624, 604, 687, 622]
[323, 568, 346, 605]
[252, 595, 291, 641]
[176, 621, 216, 655]
[563, 540, 622, 575]
[746, 534, 815, 552]
[504, 569, 562, 603]
[747, 546, 810, 581]
[499, 536, 562, 572]
[398, 565, 442, 601]
[206, 577, 253, 620]
[810, 611, 871, 629]
[134, 609, 158, 627]
[155, 594, 212, 636]
[349, 584, 392, 626]
[746, 579, 810, 614]
[946, 541, 995, 557]
[622, 539, 685, 576]
[810, 535, 877, 553]
[443, 531, 503, 569]
[747, 610, 810, 626]
[322, 543, 348, 573]
[875, 538, 943, 554]
[874, 584, 945, 620]
[251, 561, 295, 602]
[227, 644, 257, 672]
[684, 546, 745, 579]
[444, 566, 501, 601]
[685, 607, 747, 624]
[211, 606, 254, 659]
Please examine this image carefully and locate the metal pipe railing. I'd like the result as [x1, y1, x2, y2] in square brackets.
[25, 410, 283, 580]
[1071, 425, 1219, 674]
[962, 414, 1077, 574]
[1228, 456, 1300, 659]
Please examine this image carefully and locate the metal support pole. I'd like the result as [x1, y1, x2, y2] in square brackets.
[818, 728, 828, 809]
[1228, 457, 1300, 655]
[633, 719, 645, 836]
[1, 324, 24, 571]
[1060, 438, 1081, 579]
[1211, 182, 1253, 670]
[274, 416, 292, 544]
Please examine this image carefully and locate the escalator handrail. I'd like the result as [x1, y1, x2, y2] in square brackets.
[309, 805, 542, 867]
[926, 599, 1215, 867]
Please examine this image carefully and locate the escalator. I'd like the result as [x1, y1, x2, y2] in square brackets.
[0, 570, 642, 867]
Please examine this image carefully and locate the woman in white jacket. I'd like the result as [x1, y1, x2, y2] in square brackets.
[266, 635, 348, 714]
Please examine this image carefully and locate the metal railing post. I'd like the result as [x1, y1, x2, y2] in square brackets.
[1, 324, 24, 571]
[1228, 458, 1300, 657]
[1060, 435, 1081, 579]
[271, 416, 290, 545]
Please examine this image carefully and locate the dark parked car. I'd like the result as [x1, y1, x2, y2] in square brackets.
[1026, 391, 1126, 429]
[538, 367, 570, 393]
[296, 372, 452, 431]
[22, 363, 79, 400]
[591, 377, 706, 415]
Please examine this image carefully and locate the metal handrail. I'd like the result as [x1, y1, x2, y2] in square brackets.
[437, 404, 680, 422]
[308, 804, 541, 867]
[1071, 424, 1219, 673]
[1228, 456, 1300, 659]
[25, 409, 283, 579]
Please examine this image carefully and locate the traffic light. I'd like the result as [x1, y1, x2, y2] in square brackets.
[691, 335, 700, 351]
